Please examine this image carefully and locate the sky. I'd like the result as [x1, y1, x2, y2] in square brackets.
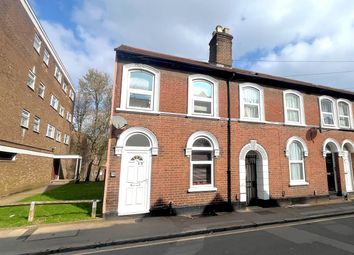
[29, 0, 354, 90]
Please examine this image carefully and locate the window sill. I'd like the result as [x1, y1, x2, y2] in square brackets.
[116, 108, 160, 115]
[188, 187, 217, 193]
[27, 85, 35, 91]
[289, 181, 309, 187]
[33, 47, 40, 55]
[320, 125, 339, 130]
[239, 118, 265, 124]
[339, 126, 353, 130]
[186, 114, 220, 120]
[20, 126, 29, 129]
[284, 122, 306, 127]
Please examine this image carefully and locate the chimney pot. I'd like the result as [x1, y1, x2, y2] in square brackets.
[215, 25, 223, 33]
[223, 27, 230, 34]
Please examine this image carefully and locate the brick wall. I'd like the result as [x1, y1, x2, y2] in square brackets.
[104, 55, 354, 214]
[0, 0, 74, 155]
[0, 154, 52, 196]
[0, 0, 75, 196]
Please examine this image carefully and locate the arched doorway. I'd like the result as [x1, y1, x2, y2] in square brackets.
[323, 138, 341, 195]
[115, 127, 158, 215]
[342, 140, 354, 193]
[239, 140, 269, 205]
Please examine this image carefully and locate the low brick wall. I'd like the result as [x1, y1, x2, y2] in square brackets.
[0, 154, 52, 197]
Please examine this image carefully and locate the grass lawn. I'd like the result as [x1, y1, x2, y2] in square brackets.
[0, 182, 104, 228]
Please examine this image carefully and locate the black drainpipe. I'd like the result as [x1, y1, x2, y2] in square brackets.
[227, 73, 235, 210]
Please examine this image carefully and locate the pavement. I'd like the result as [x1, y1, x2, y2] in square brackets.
[1, 201, 354, 255]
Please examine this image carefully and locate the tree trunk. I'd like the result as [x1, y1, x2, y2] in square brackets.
[85, 161, 93, 182]
[95, 167, 101, 182]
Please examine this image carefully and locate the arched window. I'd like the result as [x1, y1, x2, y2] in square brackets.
[188, 75, 218, 117]
[120, 64, 160, 112]
[319, 96, 337, 127]
[190, 138, 214, 190]
[286, 137, 308, 186]
[240, 83, 264, 121]
[125, 134, 150, 147]
[128, 70, 154, 109]
[115, 127, 159, 156]
[186, 131, 219, 192]
[283, 90, 305, 125]
[337, 99, 352, 129]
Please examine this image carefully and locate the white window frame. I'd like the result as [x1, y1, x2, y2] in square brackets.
[186, 131, 220, 192]
[187, 74, 219, 118]
[285, 136, 309, 186]
[319, 96, 338, 128]
[43, 49, 50, 66]
[56, 130, 62, 142]
[38, 82, 45, 98]
[62, 82, 68, 93]
[27, 67, 36, 90]
[66, 112, 72, 122]
[239, 83, 265, 122]
[69, 89, 75, 101]
[54, 66, 62, 83]
[120, 64, 160, 112]
[337, 99, 353, 129]
[283, 90, 305, 126]
[33, 33, 41, 53]
[63, 134, 70, 145]
[20, 110, 30, 128]
[59, 105, 65, 117]
[46, 124, 55, 139]
[33, 116, 40, 133]
[50, 95, 59, 111]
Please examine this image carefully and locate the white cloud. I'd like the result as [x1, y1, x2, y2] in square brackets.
[38, 0, 354, 89]
[40, 20, 115, 86]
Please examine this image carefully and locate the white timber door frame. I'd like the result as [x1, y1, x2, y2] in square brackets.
[118, 149, 152, 215]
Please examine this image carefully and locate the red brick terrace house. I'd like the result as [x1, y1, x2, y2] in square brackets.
[103, 26, 354, 216]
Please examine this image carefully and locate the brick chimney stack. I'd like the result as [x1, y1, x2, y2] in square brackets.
[209, 25, 233, 67]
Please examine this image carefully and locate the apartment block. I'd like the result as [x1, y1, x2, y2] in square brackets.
[0, 0, 81, 196]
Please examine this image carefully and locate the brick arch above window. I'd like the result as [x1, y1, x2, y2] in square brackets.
[285, 136, 308, 158]
[185, 131, 220, 157]
[115, 126, 159, 156]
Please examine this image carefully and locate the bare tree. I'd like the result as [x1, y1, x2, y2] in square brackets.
[73, 69, 112, 182]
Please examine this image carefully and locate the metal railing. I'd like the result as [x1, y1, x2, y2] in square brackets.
[0, 200, 100, 222]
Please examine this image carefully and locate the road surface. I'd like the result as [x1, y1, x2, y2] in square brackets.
[69, 215, 354, 255]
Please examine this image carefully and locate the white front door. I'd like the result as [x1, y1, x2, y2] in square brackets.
[343, 150, 354, 192]
[118, 151, 151, 215]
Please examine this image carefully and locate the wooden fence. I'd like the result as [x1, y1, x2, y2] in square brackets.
[0, 200, 100, 222]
